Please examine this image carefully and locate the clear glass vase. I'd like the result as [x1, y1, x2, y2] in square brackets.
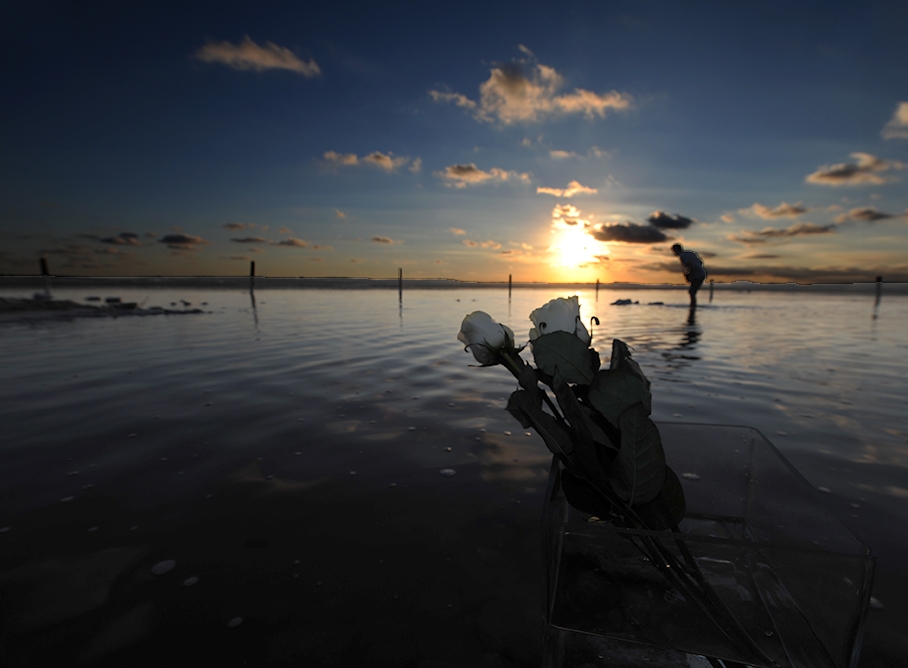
[542, 423, 875, 668]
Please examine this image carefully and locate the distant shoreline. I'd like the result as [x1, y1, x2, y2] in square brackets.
[1, 276, 905, 293]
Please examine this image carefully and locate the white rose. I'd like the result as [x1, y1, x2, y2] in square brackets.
[457, 311, 517, 365]
[528, 296, 591, 345]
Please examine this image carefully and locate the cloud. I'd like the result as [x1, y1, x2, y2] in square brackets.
[589, 223, 669, 243]
[371, 236, 395, 244]
[881, 101, 908, 139]
[449, 227, 466, 235]
[323, 151, 359, 166]
[409, 157, 422, 173]
[311, 244, 333, 250]
[536, 180, 598, 198]
[742, 253, 781, 259]
[323, 150, 411, 172]
[278, 227, 292, 234]
[100, 232, 142, 245]
[231, 236, 269, 243]
[551, 204, 584, 226]
[335, 209, 346, 218]
[158, 234, 209, 250]
[195, 36, 320, 76]
[806, 152, 905, 186]
[549, 150, 578, 159]
[430, 49, 632, 125]
[222, 222, 253, 230]
[747, 202, 808, 218]
[223, 256, 250, 261]
[462, 239, 501, 250]
[834, 207, 904, 223]
[721, 214, 736, 223]
[362, 151, 409, 171]
[428, 90, 477, 109]
[274, 238, 308, 247]
[647, 211, 694, 229]
[435, 163, 530, 188]
[728, 222, 837, 244]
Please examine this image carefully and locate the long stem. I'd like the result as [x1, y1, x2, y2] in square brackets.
[499, 349, 566, 424]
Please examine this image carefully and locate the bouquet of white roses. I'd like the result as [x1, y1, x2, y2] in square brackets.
[458, 296, 775, 667]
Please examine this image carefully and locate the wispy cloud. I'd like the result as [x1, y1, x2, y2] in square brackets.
[231, 236, 269, 243]
[371, 236, 396, 244]
[158, 234, 209, 250]
[721, 214, 736, 223]
[806, 153, 905, 186]
[449, 227, 466, 235]
[274, 238, 308, 247]
[430, 47, 632, 125]
[409, 157, 422, 173]
[323, 151, 359, 166]
[462, 239, 501, 250]
[428, 91, 476, 109]
[647, 211, 694, 229]
[436, 163, 530, 188]
[536, 180, 597, 198]
[100, 232, 142, 245]
[222, 222, 254, 230]
[323, 150, 413, 172]
[881, 101, 908, 140]
[551, 204, 586, 226]
[745, 202, 809, 218]
[549, 150, 578, 159]
[589, 223, 668, 244]
[195, 36, 320, 76]
[362, 151, 409, 171]
[728, 222, 837, 244]
[834, 207, 906, 224]
[335, 209, 346, 219]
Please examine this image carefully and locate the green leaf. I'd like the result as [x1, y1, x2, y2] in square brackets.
[609, 338, 650, 391]
[578, 405, 618, 453]
[551, 370, 612, 490]
[506, 390, 574, 456]
[561, 468, 614, 518]
[587, 369, 652, 428]
[531, 331, 598, 386]
[632, 466, 686, 530]
[608, 404, 666, 505]
[506, 390, 534, 429]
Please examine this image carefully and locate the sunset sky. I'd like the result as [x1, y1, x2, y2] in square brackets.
[2, 1, 907, 283]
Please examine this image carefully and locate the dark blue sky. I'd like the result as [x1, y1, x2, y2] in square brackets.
[2, 0, 907, 282]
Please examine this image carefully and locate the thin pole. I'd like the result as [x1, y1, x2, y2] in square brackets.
[398, 268, 402, 302]
[875, 275, 882, 306]
[250, 261, 255, 278]
[709, 279, 714, 302]
[508, 274, 512, 299]
[596, 278, 599, 298]
[40, 257, 50, 296]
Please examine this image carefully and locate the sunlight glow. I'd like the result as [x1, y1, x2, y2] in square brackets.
[548, 220, 609, 278]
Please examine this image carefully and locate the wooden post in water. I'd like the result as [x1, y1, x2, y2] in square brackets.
[398, 268, 403, 302]
[709, 279, 714, 302]
[596, 278, 600, 299]
[508, 274, 512, 299]
[40, 257, 50, 296]
[875, 275, 882, 306]
[250, 261, 255, 278]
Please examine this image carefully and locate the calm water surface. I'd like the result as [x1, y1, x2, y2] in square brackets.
[1, 285, 906, 666]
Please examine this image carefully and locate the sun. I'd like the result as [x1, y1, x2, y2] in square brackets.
[550, 223, 608, 271]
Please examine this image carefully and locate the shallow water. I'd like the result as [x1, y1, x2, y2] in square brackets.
[1, 284, 906, 666]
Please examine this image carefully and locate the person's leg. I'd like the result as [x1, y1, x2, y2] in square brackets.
[689, 277, 704, 306]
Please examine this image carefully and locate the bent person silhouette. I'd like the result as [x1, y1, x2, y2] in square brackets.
[672, 244, 707, 307]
